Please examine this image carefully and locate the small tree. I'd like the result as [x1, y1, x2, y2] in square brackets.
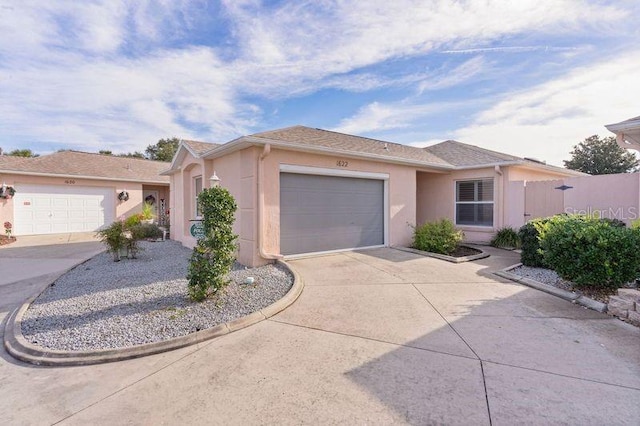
[145, 137, 180, 162]
[564, 135, 638, 175]
[187, 186, 238, 301]
[8, 149, 39, 157]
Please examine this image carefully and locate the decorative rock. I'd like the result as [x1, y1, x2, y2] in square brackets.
[243, 276, 255, 285]
[21, 241, 293, 351]
[607, 296, 635, 311]
[607, 306, 628, 319]
[616, 288, 640, 304]
[628, 310, 640, 325]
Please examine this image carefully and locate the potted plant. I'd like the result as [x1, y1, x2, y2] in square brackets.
[140, 202, 155, 224]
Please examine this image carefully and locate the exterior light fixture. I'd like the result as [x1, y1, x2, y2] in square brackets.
[210, 171, 220, 187]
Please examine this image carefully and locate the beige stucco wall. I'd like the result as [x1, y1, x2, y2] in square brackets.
[417, 165, 576, 242]
[416, 167, 499, 242]
[0, 173, 168, 233]
[170, 148, 260, 267]
[169, 145, 580, 261]
[261, 148, 418, 256]
[171, 146, 419, 266]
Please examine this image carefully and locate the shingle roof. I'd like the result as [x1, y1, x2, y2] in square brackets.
[0, 151, 169, 183]
[250, 126, 451, 167]
[423, 140, 522, 167]
[183, 139, 219, 156]
[618, 115, 640, 124]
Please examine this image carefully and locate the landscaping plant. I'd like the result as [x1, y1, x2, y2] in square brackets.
[140, 202, 155, 222]
[97, 220, 129, 261]
[187, 186, 238, 302]
[412, 219, 463, 255]
[539, 214, 640, 289]
[490, 227, 520, 249]
[4, 221, 12, 238]
[518, 217, 552, 267]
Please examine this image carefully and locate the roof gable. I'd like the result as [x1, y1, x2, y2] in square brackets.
[0, 151, 169, 183]
[183, 139, 219, 156]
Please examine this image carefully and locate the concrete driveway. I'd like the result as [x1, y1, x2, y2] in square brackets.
[1, 245, 639, 424]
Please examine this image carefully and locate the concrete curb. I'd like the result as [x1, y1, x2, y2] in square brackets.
[395, 245, 490, 263]
[494, 263, 608, 313]
[3, 259, 304, 367]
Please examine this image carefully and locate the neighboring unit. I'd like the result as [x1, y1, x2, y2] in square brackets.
[0, 151, 170, 236]
[606, 115, 640, 151]
[163, 126, 582, 266]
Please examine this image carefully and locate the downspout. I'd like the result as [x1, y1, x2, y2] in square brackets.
[495, 165, 503, 229]
[258, 143, 283, 260]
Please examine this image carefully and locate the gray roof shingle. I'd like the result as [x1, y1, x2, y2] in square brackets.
[183, 139, 219, 156]
[0, 151, 169, 183]
[423, 140, 522, 167]
[250, 126, 452, 167]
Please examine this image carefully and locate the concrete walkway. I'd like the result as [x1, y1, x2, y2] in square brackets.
[1, 245, 639, 424]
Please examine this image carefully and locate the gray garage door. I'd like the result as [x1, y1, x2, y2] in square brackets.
[280, 173, 384, 255]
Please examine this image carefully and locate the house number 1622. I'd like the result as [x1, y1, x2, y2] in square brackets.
[336, 160, 349, 167]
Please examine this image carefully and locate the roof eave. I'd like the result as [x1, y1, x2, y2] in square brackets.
[512, 162, 588, 177]
[605, 119, 640, 133]
[453, 161, 523, 170]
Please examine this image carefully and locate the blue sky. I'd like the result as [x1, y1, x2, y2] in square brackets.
[0, 1, 638, 166]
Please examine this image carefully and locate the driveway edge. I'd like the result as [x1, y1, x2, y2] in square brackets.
[494, 263, 608, 313]
[3, 260, 304, 367]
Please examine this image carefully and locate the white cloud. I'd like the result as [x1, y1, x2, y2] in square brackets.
[333, 100, 467, 135]
[224, 0, 626, 97]
[0, 0, 634, 154]
[446, 51, 640, 166]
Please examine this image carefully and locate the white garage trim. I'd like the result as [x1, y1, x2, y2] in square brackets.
[13, 184, 115, 235]
[279, 164, 389, 258]
[280, 163, 390, 180]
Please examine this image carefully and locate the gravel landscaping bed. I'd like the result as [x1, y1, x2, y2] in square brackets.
[511, 265, 637, 303]
[21, 240, 293, 351]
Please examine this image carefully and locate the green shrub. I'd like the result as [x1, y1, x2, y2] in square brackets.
[540, 215, 640, 289]
[131, 223, 164, 240]
[97, 221, 128, 261]
[490, 227, 520, 249]
[124, 214, 141, 228]
[412, 219, 463, 255]
[187, 186, 238, 302]
[518, 218, 551, 267]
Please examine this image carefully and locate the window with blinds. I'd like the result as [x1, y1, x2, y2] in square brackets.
[455, 179, 494, 226]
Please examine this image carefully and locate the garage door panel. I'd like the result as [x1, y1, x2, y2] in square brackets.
[280, 173, 384, 255]
[13, 184, 114, 236]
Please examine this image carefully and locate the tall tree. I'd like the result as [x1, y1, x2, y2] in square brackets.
[145, 137, 180, 162]
[564, 135, 639, 175]
[8, 148, 39, 157]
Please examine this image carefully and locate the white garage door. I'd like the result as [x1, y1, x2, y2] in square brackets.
[13, 184, 115, 235]
[280, 172, 385, 256]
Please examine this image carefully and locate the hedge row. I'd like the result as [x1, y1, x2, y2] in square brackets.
[519, 215, 640, 289]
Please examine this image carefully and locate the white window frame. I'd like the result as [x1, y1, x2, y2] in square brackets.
[193, 176, 203, 219]
[454, 178, 494, 227]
